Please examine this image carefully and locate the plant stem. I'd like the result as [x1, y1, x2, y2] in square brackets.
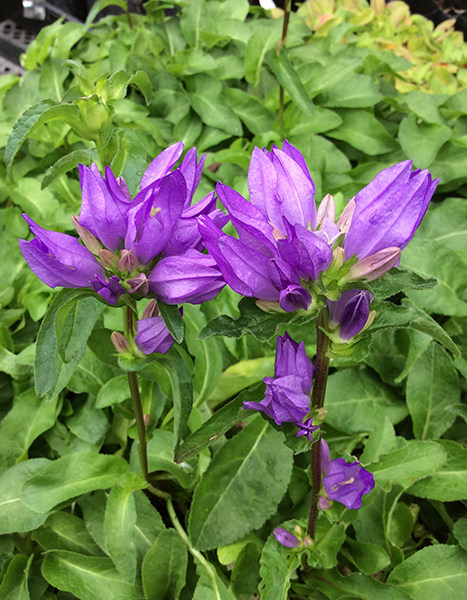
[307, 309, 330, 538]
[278, 0, 291, 133]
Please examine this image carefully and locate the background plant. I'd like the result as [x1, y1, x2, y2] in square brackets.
[0, 1, 466, 599]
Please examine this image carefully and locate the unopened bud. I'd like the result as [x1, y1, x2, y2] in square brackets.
[256, 299, 285, 313]
[71, 215, 102, 255]
[143, 414, 150, 427]
[302, 536, 312, 547]
[99, 249, 118, 268]
[316, 194, 336, 228]
[118, 249, 139, 274]
[128, 273, 149, 296]
[337, 198, 356, 234]
[142, 299, 159, 319]
[110, 331, 130, 354]
[341, 247, 401, 283]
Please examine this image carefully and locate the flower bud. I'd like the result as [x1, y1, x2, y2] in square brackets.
[111, 331, 130, 354]
[143, 414, 151, 428]
[118, 249, 139, 274]
[116, 176, 131, 202]
[316, 194, 336, 229]
[71, 215, 102, 255]
[340, 247, 401, 283]
[77, 95, 114, 134]
[98, 249, 118, 268]
[128, 273, 149, 296]
[142, 299, 159, 319]
[273, 528, 300, 548]
[337, 198, 355, 234]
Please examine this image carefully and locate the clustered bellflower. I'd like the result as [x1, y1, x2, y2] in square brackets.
[19, 142, 226, 308]
[19, 142, 228, 355]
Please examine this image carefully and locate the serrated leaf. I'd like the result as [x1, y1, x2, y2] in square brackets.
[158, 301, 184, 344]
[189, 418, 293, 550]
[32, 512, 104, 556]
[34, 289, 104, 399]
[42, 149, 92, 190]
[142, 529, 187, 600]
[104, 472, 146, 583]
[368, 268, 438, 300]
[387, 545, 467, 599]
[266, 48, 315, 117]
[199, 297, 317, 343]
[41, 551, 143, 600]
[176, 387, 262, 463]
[21, 453, 130, 513]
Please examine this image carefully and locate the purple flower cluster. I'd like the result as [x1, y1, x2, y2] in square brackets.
[19, 142, 226, 309]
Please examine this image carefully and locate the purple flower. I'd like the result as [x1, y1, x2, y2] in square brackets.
[243, 333, 314, 425]
[91, 275, 126, 305]
[199, 142, 333, 312]
[326, 289, 374, 341]
[344, 161, 438, 261]
[296, 417, 319, 442]
[323, 458, 375, 510]
[135, 316, 174, 355]
[273, 528, 300, 548]
[19, 215, 105, 289]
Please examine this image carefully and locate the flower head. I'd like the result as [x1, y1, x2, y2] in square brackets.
[322, 458, 375, 510]
[243, 333, 314, 425]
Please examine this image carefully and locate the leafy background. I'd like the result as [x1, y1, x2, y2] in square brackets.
[0, 0, 466, 599]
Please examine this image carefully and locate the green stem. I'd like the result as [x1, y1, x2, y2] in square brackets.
[167, 499, 221, 595]
[307, 309, 330, 539]
[124, 304, 169, 499]
[278, 0, 291, 133]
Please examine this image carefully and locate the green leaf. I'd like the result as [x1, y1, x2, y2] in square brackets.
[184, 304, 222, 408]
[5, 100, 90, 180]
[175, 388, 261, 463]
[430, 141, 467, 185]
[189, 418, 293, 550]
[104, 472, 146, 583]
[265, 48, 315, 117]
[21, 453, 130, 513]
[32, 512, 104, 556]
[128, 71, 153, 105]
[308, 568, 412, 600]
[408, 440, 467, 501]
[199, 297, 317, 342]
[192, 563, 236, 600]
[41, 149, 92, 190]
[96, 375, 130, 409]
[343, 539, 391, 575]
[68, 346, 120, 397]
[368, 441, 447, 491]
[41, 551, 143, 600]
[66, 395, 110, 446]
[158, 301, 184, 344]
[307, 516, 347, 569]
[222, 88, 274, 136]
[416, 197, 467, 252]
[324, 368, 408, 434]
[387, 545, 467, 599]
[364, 301, 413, 336]
[453, 519, 467, 552]
[155, 347, 193, 453]
[360, 417, 396, 464]
[368, 268, 438, 300]
[34, 289, 104, 398]
[208, 359, 273, 407]
[395, 91, 447, 125]
[318, 73, 383, 108]
[142, 529, 187, 600]
[327, 109, 399, 155]
[173, 111, 203, 149]
[133, 490, 166, 560]
[400, 239, 467, 317]
[406, 342, 460, 440]
[259, 530, 300, 600]
[231, 542, 261, 600]
[0, 388, 59, 467]
[180, 0, 206, 49]
[0, 459, 50, 534]
[0, 554, 32, 600]
[402, 301, 460, 357]
[244, 24, 281, 86]
[186, 74, 242, 136]
[398, 114, 452, 168]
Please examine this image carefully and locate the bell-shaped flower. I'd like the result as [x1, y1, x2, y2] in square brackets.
[273, 528, 300, 548]
[344, 161, 438, 261]
[148, 249, 225, 305]
[19, 215, 105, 289]
[135, 316, 174, 355]
[323, 458, 375, 510]
[91, 275, 126, 305]
[199, 142, 332, 312]
[243, 333, 314, 425]
[326, 289, 374, 341]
